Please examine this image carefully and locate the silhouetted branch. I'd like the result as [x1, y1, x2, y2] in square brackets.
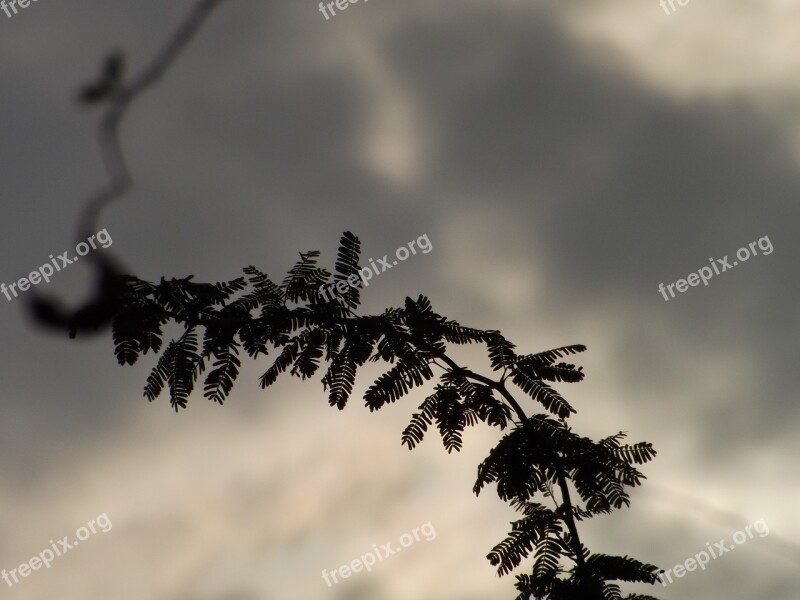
[95, 233, 661, 598]
[29, 0, 230, 338]
[77, 0, 229, 243]
[402, 341, 588, 569]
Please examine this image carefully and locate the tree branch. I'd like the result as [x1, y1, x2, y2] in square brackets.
[77, 0, 229, 244]
[420, 342, 589, 569]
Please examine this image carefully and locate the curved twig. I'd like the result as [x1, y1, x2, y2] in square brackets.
[77, 0, 229, 244]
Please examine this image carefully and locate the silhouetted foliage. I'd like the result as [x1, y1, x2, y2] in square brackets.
[87, 232, 662, 599]
[46, 1, 662, 595]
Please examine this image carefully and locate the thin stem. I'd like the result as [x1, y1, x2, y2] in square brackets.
[77, 0, 229, 244]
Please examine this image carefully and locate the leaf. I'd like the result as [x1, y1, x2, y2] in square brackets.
[474, 424, 556, 502]
[586, 554, 662, 585]
[438, 320, 500, 345]
[281, 251, 330, 303]
[229, 287, 284, 314]
[443, 371, 512, 429]
[333, 231, 362, 310]
[487, 336, 517, 371]
[237, 316, 270, 358]
[532, 526, 562, 583]
[519, 345, 587, 365]
[259, 335, 302, 388]
[611, 442, 657, 465]
[489, 525, 542, 578]
[488, 504, 560, 576]
[601, 583, 623, 600]
[167, 328, 200, 410]
[401, 295, 447, 350]
[214, 276, 247, 298]
[432, 387, 466, 453]
[511, 370, 575, 419]
[112, 298, 166, 364]
[325, 340, 357, 409]
[401, 389, 444, 450]
[112, 328, 140, 366]
[363, 354, 434, 411]
[144, 338, 176, 401]
[203, 342, 241, 404]
[290, 328, 326, 379]
[515, 358, 585, 384]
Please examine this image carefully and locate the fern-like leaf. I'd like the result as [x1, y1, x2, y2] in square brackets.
[487, 336, 517, 371]
[586, 554, 661, 585]
[519, 345, 587, 365]
[515, 358, 585, 384]
[475, 425, 555, 502]
[532, 526, 561, 583]
[166, 328, 199, 410]
[511, 370, 575, 419]
[488, 504, 560, 576]
[144, 337, 177, 401]
[290, 328, 326, 379]
[611, 442, 657, 465]
[364, 354, 434, 411]
[259, 336, 303, 388]
[282, 251, 330, 303]
[324, 338, 358, 409]
[333, 231, 362, 310]
[203, 342, 241, 404]
[433, 386, 466, 453]
[401, 388, 445, 449]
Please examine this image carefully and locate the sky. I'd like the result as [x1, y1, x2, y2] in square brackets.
[0, 0, 798, 598]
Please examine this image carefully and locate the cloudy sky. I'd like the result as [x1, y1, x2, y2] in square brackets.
[0, 1, 798, 598]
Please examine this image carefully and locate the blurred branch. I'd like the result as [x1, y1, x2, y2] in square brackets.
[27, 0, 229, 338]
[77, 0, 229, 243]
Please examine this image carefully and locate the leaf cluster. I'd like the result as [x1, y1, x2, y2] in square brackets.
[106, 232, 660, 599]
